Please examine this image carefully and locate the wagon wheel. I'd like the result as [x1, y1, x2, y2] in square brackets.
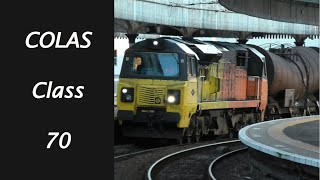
[195, 132, 201, 143]
[185, 114, 196, 144]
[187, 136, 192, 144]
[194, 117, 202, 143]
[207, 130, 215, 139]
[228, 122, 241, 138]
[177, 136, 184, 145]
[228, 129, 238, 139]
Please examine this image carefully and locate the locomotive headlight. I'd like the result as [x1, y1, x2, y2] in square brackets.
[122, 88, 128, 94]
[121, 87, 134, 102]
[167, 96, 175, 103]
[167, 90, 180, 105]
[153, 40, 158, 46]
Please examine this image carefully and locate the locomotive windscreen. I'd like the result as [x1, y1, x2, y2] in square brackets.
[121, 52, 180, 78]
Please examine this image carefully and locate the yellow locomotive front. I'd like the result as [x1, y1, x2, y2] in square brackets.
[117, 38, 198, 139]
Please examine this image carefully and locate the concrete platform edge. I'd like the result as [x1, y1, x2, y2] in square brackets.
[239, 116, 320, 168]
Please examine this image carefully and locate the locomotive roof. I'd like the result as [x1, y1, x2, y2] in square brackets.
[161, 37, 223, 55]
[205, 41, 248, 51]
[128, 37, 265, 63]
[128, 37, 225, 61]
[239, 44, 265, 62]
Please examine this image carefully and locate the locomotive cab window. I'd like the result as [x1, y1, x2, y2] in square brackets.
[203, 68, 209, 81]
[187, 56, 197, 77]
[122, 52, 180, 79]
[133, 56, 142, 72]
[262, 61, 267, 77]
[236, 52, 247, 67]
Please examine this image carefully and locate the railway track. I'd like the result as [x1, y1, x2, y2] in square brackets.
[147, 139, 245, 180]
[208, 147, 248, 180]
[114, 138, 240, 180]
[114, 144, 179, 161]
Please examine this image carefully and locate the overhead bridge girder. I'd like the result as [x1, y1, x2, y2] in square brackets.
[115, 0, 319, 36]
[218, 0, 319, 26]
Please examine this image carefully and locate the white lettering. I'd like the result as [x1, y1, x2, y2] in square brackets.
[32, 82, 47, 99]
[39, 32, 55, 48]
[26, 31, 93, 49]
[80, 31, 92, 48]
[32, 81, 84, 99]
[75, 86, 84, 98]
[25, 31, 40, 48]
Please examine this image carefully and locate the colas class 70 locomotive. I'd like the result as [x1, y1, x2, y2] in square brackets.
[116, 37, 319, 143]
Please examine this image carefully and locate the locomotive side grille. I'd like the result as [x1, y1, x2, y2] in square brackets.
[138, 86, 166, 105]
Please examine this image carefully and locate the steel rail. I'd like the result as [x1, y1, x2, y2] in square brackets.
[147, 139, 240, 180]
[114, 145, 178, 160]
[208, 147, 248, 180]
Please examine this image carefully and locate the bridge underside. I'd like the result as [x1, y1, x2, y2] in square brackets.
[219, 0, 319, 26]
[115, 18, 320, 40]
[114, 0, 319, 39]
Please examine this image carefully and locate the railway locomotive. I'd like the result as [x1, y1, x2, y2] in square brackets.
[116, 37, 319, 143]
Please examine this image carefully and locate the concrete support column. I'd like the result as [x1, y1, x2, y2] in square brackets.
[237, 39, 248, 44]
[125, 33, 138, 47]
[182, 36, 193, 41]
[293, 35, 308, 46]
[171, 27, 198, 38]
[237, 32, 251, 44]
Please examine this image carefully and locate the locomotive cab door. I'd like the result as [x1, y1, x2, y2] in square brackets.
[186, 56, 198, 105]
[199, 67, 210, 102]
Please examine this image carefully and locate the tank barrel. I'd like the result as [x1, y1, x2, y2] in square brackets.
[249, 45, 319, 99]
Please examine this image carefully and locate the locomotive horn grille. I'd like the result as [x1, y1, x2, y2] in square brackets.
[138, 86, 166, 105]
